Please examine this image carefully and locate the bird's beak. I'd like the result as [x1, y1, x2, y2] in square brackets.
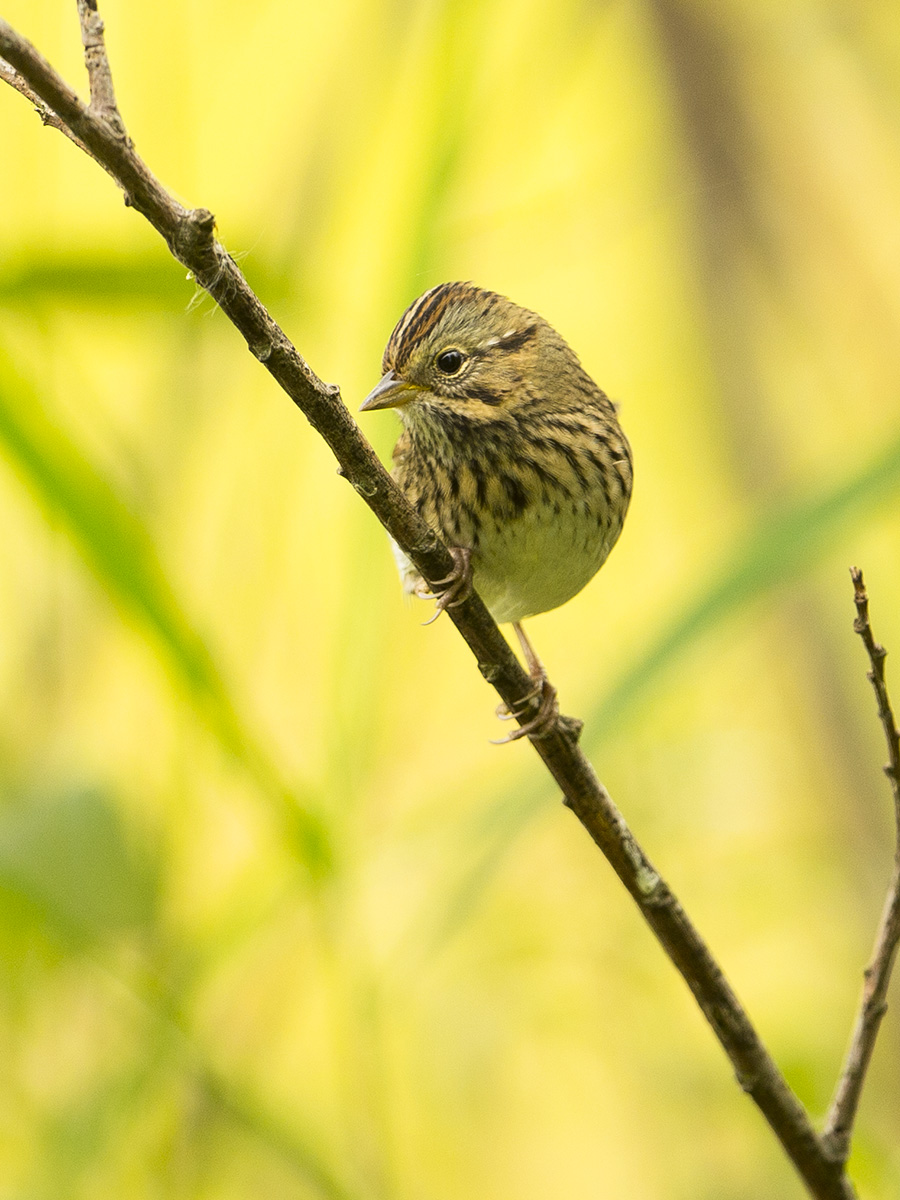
[359, 371, 422, 412]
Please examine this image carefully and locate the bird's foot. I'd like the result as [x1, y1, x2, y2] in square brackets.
[420, 546, 473, 625]
[492, 672, 559, 743]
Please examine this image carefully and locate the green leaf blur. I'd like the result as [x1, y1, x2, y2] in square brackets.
[1, 2, 899, 1198]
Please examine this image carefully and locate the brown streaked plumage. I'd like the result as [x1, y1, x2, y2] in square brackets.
[361, 281, 632, 740]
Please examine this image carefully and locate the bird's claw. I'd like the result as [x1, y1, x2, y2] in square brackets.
[494, 677, 542, 720]
[420, 547, 473, 625]
[491, 676, 559, 743]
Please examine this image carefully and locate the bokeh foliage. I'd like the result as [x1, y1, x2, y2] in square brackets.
[2, 1, 900, 1197]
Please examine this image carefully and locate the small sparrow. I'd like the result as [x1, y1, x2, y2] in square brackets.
[361, 281, 632, 739]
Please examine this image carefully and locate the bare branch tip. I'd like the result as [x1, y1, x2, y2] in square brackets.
[828, 563, 900, 1166]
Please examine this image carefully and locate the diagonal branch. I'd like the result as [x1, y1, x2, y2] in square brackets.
[0, 55, 100, 165]
[822, 569, 900, 1164]
[0, 10, 863, 1199]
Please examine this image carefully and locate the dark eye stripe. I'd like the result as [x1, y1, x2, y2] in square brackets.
[463, 384, 504, 406]
[494, 324, 538, 354]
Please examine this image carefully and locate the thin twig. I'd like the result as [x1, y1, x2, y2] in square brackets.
[847, 568, 900, 835]
[76, 0, 127, 136]
[0, 11, 861, 1199]
[0, 56, 102, 165]
[822, 569, 900, 1165]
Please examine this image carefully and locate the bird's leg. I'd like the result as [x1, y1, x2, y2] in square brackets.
[419, 546, 473, 625]
[493, 621, 559, 742]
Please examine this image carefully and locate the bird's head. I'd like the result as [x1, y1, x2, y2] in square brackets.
[360, 282, 575, 424]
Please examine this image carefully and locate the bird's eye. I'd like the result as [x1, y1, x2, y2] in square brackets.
[435, 349, 465, 375]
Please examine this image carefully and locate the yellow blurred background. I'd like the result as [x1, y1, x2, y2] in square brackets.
[1, 1, 899, 1196]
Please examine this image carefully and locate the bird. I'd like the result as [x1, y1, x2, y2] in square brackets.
[360, 281, 632, 741]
